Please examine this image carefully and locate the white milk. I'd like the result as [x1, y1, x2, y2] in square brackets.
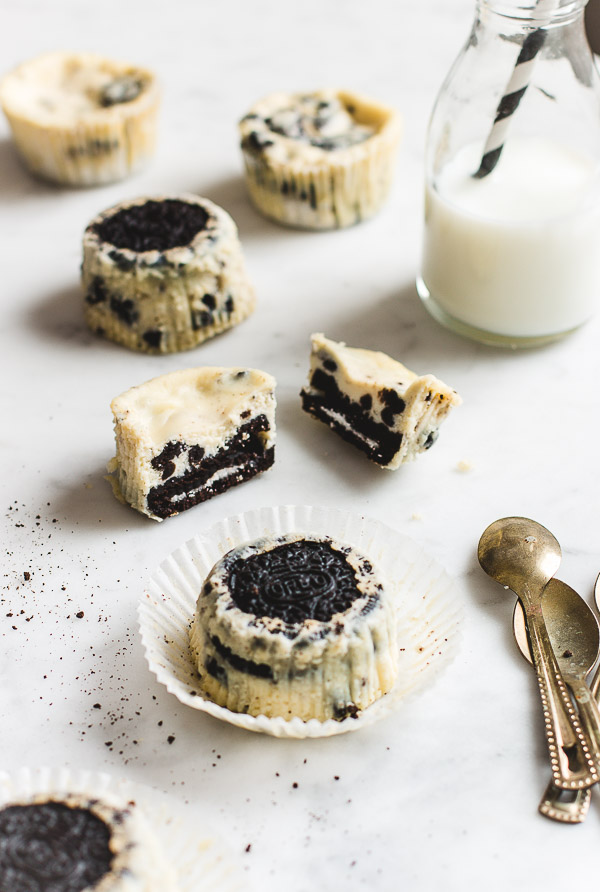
[420, 138, 600, 339]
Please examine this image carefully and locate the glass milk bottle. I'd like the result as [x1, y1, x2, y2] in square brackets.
[418, 0, 600, 347]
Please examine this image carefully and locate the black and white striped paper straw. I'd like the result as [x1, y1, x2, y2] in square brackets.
[474, 11, 552, 178]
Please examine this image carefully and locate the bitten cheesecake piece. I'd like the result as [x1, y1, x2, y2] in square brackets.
[239, 89, 402, 229]
[189, 534, 398, 722]
[301, 333, 461, 469]
[0, 51, 158, 186]
[0, 790, 176, 891]
[108, 367, 276, 521]
[82, 194, 255, 354]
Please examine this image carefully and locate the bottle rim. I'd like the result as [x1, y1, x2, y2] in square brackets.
[477, 0, 587, 22]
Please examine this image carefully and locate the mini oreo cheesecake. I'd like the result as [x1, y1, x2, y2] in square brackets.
[82, 194, 255, 354]
[0, 51, 158, 185]
[301, 333, 462, 469]
[190, 533, 398, 721]
[108, 366, 276, 521]
[0, 791, 176, 891]
[239, 89, 402, 229]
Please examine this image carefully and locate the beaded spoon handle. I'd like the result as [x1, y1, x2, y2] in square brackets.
[536, 574, 600, 822]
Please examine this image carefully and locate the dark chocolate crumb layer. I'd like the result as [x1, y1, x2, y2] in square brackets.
[0, 802, 113, 892]
[94, 199, 210, 253]
[210, 634, 274, 679]
[301, 371, 402, 466]
[226, 540, 363, 624]
[147, 416, 273, 519]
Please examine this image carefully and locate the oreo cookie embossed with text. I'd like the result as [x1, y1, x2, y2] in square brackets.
[190, 534, 398, 722]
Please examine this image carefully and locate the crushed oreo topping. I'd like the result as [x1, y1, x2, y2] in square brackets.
[251, 94, 374, 151]
[94, 199, 210, 253]
[226, 540, 364, 624]
[0, 802, 113, 892]
[99, 75, 143, 107]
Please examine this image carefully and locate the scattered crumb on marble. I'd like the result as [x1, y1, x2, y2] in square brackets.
[456, 459, 473, 472]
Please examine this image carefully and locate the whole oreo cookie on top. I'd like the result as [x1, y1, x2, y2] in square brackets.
[0, 791, 176, 892]
[92, 198, 210, 254]
[82, 194, 256, 354]
[0, 802, 112, 892]
[226, 538, 369, 624]
[189, 533, 399, 722]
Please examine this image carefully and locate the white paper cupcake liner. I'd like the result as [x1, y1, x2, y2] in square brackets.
[139, 505, 463, 739]
[0, 767, 244, 892]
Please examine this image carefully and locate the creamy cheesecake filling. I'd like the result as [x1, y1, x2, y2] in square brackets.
[0, 53, 154, 125]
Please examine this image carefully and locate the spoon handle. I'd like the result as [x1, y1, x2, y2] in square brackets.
[539, 782, 592, 823]
[591, 665, 600, 701]
[568, 677, 600, 763]
[539, 678, 600, 822]
[523, 600, 599, 789]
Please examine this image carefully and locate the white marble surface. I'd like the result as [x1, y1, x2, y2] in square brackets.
[3, 0, 600, 889]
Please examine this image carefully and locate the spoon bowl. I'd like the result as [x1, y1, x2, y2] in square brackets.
[478, 516, 562, 592]
[513, 578, 600, 678]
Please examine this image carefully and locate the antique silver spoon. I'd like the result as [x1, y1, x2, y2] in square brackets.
[514, 578, 600, 822]
[478, 516, 598, 790]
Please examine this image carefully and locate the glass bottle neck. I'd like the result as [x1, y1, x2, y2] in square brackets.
[477, 0, 587, 23]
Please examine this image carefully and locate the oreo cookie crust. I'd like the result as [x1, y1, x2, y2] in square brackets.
[301, 333, 462, 469]
[189, 534, 398, 721]
[239, 89, 402, 229]
[108, 367, 276, 521]
[82, 194, 255, 354]
[0, 791, 176, 891]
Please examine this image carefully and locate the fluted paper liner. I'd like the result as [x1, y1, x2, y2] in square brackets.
[0, 767, 243, 892]
[138, 505, 463, 739]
